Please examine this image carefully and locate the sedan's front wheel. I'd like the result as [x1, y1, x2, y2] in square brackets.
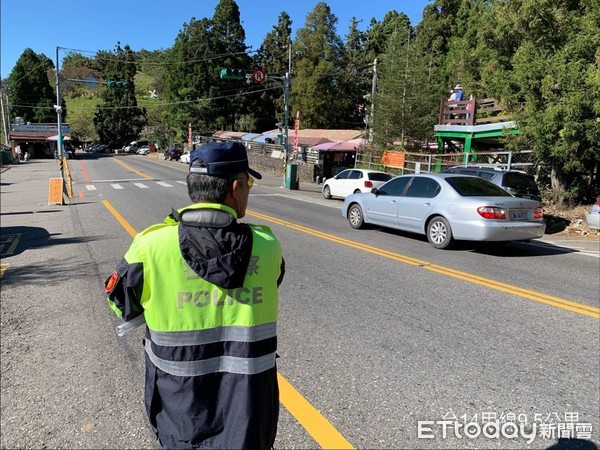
[323, 185, 332, 199]
[348, 204, 365, 229]
[427, 216, 453, 249]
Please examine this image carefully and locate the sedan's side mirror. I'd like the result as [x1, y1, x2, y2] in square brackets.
[371, 187, 378, 196]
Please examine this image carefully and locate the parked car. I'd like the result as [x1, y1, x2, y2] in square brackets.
[179, 151, 191, 164]
[124, 140, 150, 154]
[322, 169, 393, 199]
[93, 144, 109, 153]
[164, 148, 183, 161]
[441, 166, 542, 202]
[586, 201, 600, 230]
[137, 146, 150, 155]
[341, 173, 545, 249]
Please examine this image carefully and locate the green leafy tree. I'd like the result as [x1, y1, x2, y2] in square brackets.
[163, 0, 251, 138]
[93, 43, 146, 145]
[7, 48, 57, 123]
[60, 53, 101, 99]
[475, 0, 600, 204]
[291, 2, 346, 128]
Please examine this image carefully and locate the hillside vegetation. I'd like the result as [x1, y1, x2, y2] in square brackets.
[4, 0, 598, 205]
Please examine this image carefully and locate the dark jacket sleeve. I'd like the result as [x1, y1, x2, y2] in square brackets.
[105, 257, 144, 321]
[277, 257, 285, 287]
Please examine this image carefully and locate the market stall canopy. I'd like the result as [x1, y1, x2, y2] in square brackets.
[296, 136, 332, 147]
[312, 138, 368, 151]
[311, 141, 342, 151]
[329, 139, 366, 151]
[47, 134, 71, 141]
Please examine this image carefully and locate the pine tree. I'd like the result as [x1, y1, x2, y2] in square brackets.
[163, 17, 215, 138]
[210, 0, 252, 131]
[340, 18, 371, 129]
[291, 2, 345, 129]
[93, 43, 146, 145]
[373, 23, 439, 147]
[8, 49, 57, 123]
[162, 0, 251, 137]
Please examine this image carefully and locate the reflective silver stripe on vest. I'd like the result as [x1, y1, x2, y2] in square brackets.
[148, 322, 277, 347]
[144, 339, 276, 376]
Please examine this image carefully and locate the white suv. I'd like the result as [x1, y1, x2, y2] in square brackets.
[124, 140, 150, 153]
[322, 169, 393, 199]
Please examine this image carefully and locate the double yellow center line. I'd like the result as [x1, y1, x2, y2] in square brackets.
[246, 210, 600, 319]
[100, 178, 597, 449]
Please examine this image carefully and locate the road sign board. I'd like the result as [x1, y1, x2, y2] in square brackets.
[252, 69, 266, 84]
[84, 76, 98, 88]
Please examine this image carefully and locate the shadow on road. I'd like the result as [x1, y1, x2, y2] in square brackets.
[373, 227, 576, 257]
[0, 225, 102, 258]
[0, 257, 103, 287]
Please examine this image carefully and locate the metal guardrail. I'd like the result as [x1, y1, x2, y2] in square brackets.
[355, 148, 536, 174]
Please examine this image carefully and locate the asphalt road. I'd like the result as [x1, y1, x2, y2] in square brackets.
[1, 154, 598, 449]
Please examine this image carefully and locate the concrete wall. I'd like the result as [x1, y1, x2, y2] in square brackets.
[247, 152, 317, 183]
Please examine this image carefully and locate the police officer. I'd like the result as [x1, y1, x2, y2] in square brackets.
[105, 141, 285, 449]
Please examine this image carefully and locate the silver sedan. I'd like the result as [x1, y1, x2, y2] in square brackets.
[341, 173, 546, 249]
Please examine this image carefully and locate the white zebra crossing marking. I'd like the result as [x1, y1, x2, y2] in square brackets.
[86, 181, 185, 191]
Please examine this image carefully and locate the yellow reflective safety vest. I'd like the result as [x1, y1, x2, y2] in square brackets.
[107, 203, 283, 449]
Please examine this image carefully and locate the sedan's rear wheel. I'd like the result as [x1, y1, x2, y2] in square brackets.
[427, 216, 453, 249]
[323, 185, 332, 199]
[348, 204, 365, 229]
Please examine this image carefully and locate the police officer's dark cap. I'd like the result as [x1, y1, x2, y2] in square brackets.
[189, 141, 262, 179]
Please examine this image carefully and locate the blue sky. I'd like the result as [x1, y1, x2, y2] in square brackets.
[1, 0, 431, 79]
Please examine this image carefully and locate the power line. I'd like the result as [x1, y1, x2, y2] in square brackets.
[8, 62, 47, 84]
[10, 85, 280, 112]
[60, 46, 253, 67]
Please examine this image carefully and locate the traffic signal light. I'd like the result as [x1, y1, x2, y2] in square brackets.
[107, 80, 130, 89]
[220, 68, 245, 80]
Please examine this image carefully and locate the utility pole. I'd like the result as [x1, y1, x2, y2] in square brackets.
[219, 43, 292, 186]
[368, 58, 377, 144]
[283, 42, 292, 163]
[0, 82, 10, 147]
[266, 42, 292, 187]
[54, 46, 65, 178]
[400, 28, 410, 146]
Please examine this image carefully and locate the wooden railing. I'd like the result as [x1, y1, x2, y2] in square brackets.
[438, 97, 511, 126]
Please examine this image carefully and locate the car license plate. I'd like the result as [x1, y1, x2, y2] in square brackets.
[510, 210, 526, 221]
